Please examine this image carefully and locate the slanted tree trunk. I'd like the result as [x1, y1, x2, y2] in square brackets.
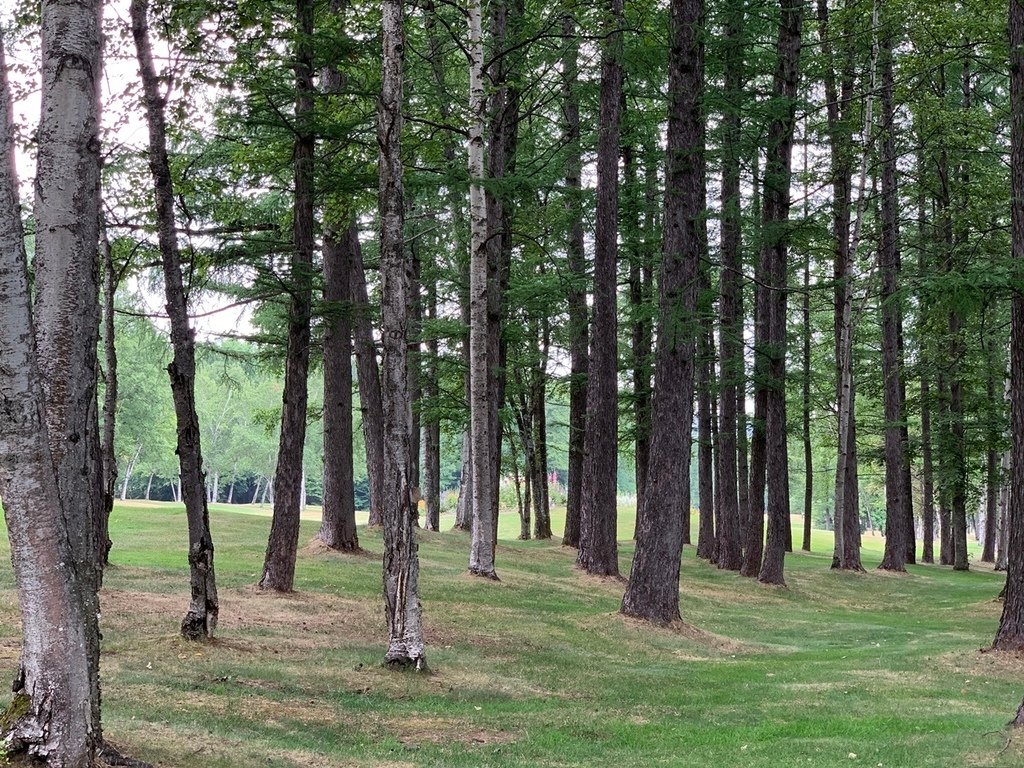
[878, 7, 908, 573]
[742, 182, 768, 579]
[0, 35, 98, 765]
[260, 0, 315, 592]
[467, 0, 497, 577]
[578, 0, 624, 577]
[756, 0, 802, 588]
[132, 0, 220, 636]
[562, 11, 587, 548]
[347, 224, 386, 526]
[379, 0, 426, 668]
[620, 0, 702, 623]
[145, 472, 154, 501]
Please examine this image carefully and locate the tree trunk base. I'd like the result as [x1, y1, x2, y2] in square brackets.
[384, 655, 429, 672]
[1011, 698, 1024, 728]
[180, 611, 214, 641]
[99, 741, 156, 768]
[468, 567, 500, 581]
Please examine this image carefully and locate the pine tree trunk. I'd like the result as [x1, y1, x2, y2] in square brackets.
[532, 319, 552, 539]
[259, 0, 315, 592]
[347, 224, 386, 526]
[697, 350, 718, 562]
[878, 9, 908, 572]
[717, 0, 745, 563]
[578, 0, 624, 577]
[0, 35, 98, 765]
[620, 0, 702, 623]
[562, 12, 588, 549]
[742, 246, 768, 578]
[423, 279, 441, 532]
[756, 0, 802, 587]
[997, 448, 1010, 571]
[407, 219, 422, 520]
[131, 0, 220, 635]
[379, 0, 426, 667]
[994, 0, 1024, 651]
[319, 224, 359, 551]
[802, 244, 813, 552]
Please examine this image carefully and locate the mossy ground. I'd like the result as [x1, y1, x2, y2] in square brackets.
[0, 502, 1021, 767]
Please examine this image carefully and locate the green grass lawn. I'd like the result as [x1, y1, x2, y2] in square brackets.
[1, 501, 1022, 767]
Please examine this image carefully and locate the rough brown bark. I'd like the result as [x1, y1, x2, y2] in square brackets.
[0, 32, 98, 767]
[717, 0, 745, 563]
[578, 0, 624, 577]
[132, 0, 221, 633]
[620, 0, 702, 623]
[100, 222, 118, 570]
[741, 195, 768, 579]
[801, 238, 812, 552]
[259, 0, 316, 593]
[818, 0, 863, 571]
[698, 343, 719, 562]
[878, 7, 907, 573]
[757, 0, 803, 587]
[562, 11, 587, 549]
[532, 318, 553, 539]
[994, 0, 1024, 653]
[319, 224, 359, 551]
[379, 0, 427, 667]
[423, 278, 441, 532]
[348, 224, 386, 527]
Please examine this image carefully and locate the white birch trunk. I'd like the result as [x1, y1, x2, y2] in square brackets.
[0, 34, 97, 765]
[467, 0, 496, 578]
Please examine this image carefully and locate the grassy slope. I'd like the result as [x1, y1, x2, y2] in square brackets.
[1, 502, 1022, 767]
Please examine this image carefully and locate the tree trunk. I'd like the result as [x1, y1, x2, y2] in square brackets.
[620, 0, 702, 623]
[997, 448, 1010, 571]
[99, 223, 117, 570]
[532, 318, 552, 539]
[578, 0, 624, 577]
[878, 8, 908, 573]
[818, 0, 863, 572]
[319, 224, 359, 551]
[259, 0, 316, 592]
[379, 0, 426, 668]
[145, 472, 154, 501]
[717, 0, 745, 563]
[0, 35, 98, 765]
[993, 0, 1024, 652]
[741, 189, 768, 579]
[756, 0, 802, 588]
[131, 0, 220, 636]
[347, 224, 386, 526]
[423, 279, 441, 532]
[122, 443, 142, 501]
[801, 238, 813, 552]
[697, 348, 718, 562]
[467, 0, 497, 577]
[562, 11, 588, 549]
